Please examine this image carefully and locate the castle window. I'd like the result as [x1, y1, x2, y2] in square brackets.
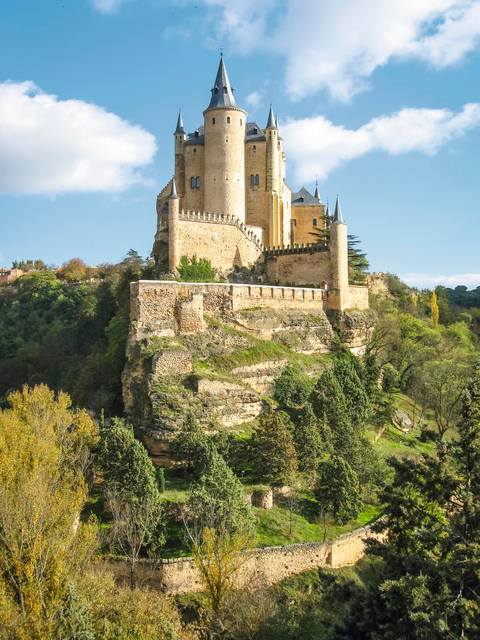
[190, 176, 201, 189]
[253, 127, 258, 134]
[240, 119, 243, 125]
[253, 145, 256, 151]
[212, 117, 216, 124]
[292, 219, 297, 226]
[193, 148, 197, 153]
[227, 116, 231, 124]
[312, 218, 318, 227]
[250, 174, 260, 188]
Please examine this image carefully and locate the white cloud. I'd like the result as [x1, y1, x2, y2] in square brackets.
[401, 273, 480, 289]
[245, 90, 263, 108]
[0, 81, 157, 196]
[90, 0, 124, 13]
[280, 103, 480, 182]
[194, 0, 480, 100]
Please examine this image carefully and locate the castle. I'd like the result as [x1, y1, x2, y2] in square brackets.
[152, 55, 368, 312]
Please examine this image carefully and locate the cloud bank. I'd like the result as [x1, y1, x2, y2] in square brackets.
[280, 103, 480, 183]
[0, 81, 157, 196]
[401, 273, 480, 289]
[196, 0, 480, 100]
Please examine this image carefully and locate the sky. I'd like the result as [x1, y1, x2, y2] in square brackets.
[1, 0, 480, 289]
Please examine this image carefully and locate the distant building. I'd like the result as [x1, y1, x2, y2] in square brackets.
[0, 268, 24, 283]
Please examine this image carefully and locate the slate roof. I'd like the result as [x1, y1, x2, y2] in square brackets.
[206, 55, 237, 110]
[291, 186, 322, 206]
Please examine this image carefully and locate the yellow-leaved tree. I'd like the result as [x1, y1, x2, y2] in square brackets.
[0, 385, 99, 640]
[431, 291, 440, 328]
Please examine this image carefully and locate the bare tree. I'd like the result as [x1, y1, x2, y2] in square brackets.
[107, 489, 163, 587]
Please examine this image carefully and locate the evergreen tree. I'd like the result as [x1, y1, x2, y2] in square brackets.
[294, 403, 329, 475]
[171, 413, 217, 478]
[251, 409, 298, 486]
[333, 354, 370, 427]
[97, 418, 157, 502]
[274, 365, 313, 413]
[315, 455, 363, 526]
[187, 453, 254, 536]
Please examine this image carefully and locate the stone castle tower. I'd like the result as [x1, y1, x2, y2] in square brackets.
[152, 56, 369, 313]
[166, 55, 292, 248]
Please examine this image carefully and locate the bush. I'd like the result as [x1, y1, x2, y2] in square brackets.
[177, 255, 216, 282]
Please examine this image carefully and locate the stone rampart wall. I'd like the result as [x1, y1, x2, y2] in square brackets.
[105, 525, 376, 595]
[348, 285, 369, 310]
[130, 280, 327, 341]
[176, 212, 263, 275]
[265, 249, 331, 288]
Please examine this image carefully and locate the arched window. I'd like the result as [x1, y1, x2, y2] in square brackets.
[190, 176, 201, 189]
[212, 117, 216, 124]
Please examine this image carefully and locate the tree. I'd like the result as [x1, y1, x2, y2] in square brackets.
[340, 364, 480, 639]
[251, 409, 298, 486]
[185, 453, 254, 618]
[0, 385, 98, 639]
[293, 403, 328, 476]
[315, 456, 363, 531]
[97, 418, 158, 502]
[431, 290, 440, 328]
[177, 255, 216, 282]
[333, 354, 370, 426]
[171, 412, 217, 478]
[107, 491, 164, 588]
[274, 365, 313, 413]
[60, 258, 91, 282]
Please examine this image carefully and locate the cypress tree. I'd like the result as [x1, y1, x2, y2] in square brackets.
[251, 409, 298, 486]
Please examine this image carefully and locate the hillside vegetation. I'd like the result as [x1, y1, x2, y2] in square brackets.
[0, 260, 479, 639]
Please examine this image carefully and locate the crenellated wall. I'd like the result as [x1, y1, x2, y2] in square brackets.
[129, 280, 328, 342]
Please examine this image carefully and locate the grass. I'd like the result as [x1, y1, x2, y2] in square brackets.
[254, 502, 382, 548]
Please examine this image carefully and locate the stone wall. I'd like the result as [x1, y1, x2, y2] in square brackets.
[176, 213, 263, 276]
[130, 280, 327, 342]
[348, 285, 370, 310]
[265, 245, 331, 288]
[105, 525, 377, 595]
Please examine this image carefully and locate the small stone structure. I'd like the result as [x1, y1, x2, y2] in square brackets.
[105, 525, 378, 595]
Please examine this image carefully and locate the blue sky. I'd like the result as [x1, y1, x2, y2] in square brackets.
[1, 0, 480, 288]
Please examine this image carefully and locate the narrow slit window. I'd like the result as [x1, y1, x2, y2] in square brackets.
[312, 218, 318, 227]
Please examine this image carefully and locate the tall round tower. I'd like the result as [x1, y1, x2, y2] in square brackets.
[203, 56, 247, 221]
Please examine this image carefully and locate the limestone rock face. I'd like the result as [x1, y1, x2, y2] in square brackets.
[123, 281, 375, 462]
[251, 489, 274, 510]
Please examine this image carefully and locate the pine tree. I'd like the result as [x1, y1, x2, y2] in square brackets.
[446, 360, 480, 636]
[315, 455, 363, 526]
[294, 403, 329, 476]
[251, 409, 298, 486]
[333, 354, 370, 427]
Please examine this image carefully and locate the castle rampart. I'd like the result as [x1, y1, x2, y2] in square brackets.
[104, 524, 378, 595]
[129, 280, 327, 341]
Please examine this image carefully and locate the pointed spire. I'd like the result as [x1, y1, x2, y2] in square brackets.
[170, 177, 178, 199]
[266, 104, 277, 129]
[314, 179, 320, 201]
[207, 55, 236, 109]
[174, 110, 185, 135]
[324, 201, 330, 219]
[333, 195, 345, 224]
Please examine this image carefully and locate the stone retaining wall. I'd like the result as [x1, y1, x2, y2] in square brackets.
[130, 280, 327, 341]
[105, 525, 377, 595]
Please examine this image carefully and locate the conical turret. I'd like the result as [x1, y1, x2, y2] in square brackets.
[333, 195, 345, 224]
[266, 104, 277, 129]
[174, 110, 185, 135]
[207, 54, 236, 110]
[314, 179, 320, 201]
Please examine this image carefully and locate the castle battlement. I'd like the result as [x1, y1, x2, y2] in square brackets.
[178, 209, 264, 250]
